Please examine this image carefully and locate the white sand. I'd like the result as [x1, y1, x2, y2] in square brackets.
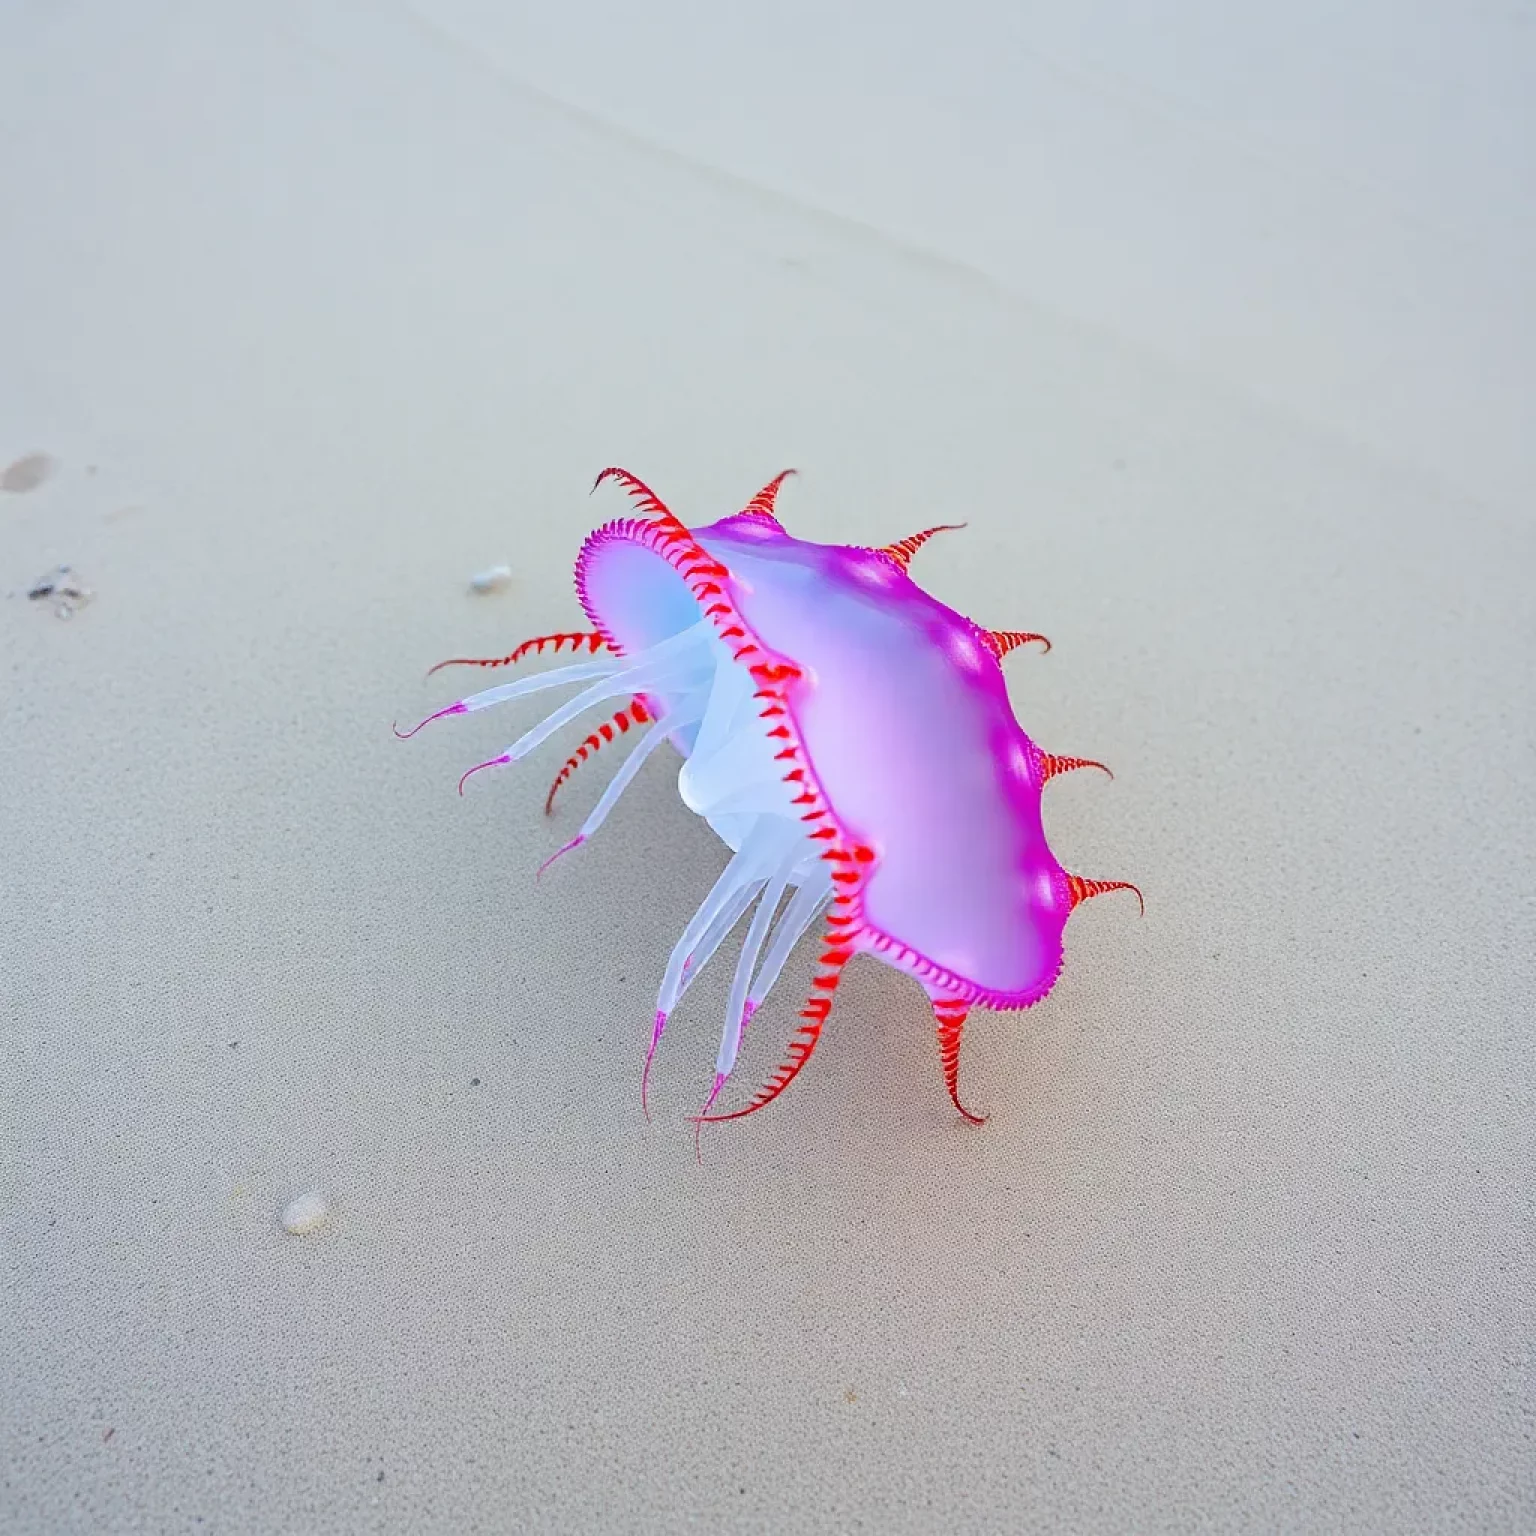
[2, 2, 1531, 1532]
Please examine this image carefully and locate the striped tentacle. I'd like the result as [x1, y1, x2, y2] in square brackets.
[932, 996, 987, 1126]
[428, 630, 606, 677]
[876, 523, 966, 572]
[544, 698, 652, 814]
[738, 469, 797, 526]
[982, 628, 1052, 659]
[592, 466, 683, 524]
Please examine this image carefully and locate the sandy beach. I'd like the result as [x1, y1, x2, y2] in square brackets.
[3, 2, 1532, 1531]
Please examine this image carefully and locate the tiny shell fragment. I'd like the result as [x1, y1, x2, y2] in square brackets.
[27, 564, 93, 619]
[280, 1190, 330, 1235]
[469, 564, 513, 593]
[2, 452, 54, 494]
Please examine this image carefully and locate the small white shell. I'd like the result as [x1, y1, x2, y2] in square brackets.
[280, 1190, 330, 1235]
[468, 564, 513, 593]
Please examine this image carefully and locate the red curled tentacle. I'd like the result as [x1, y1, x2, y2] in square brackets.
[427, 630, 605, 678]
[641, 1011, 667, 1124]
[695, 904, 855, 1126]
[592, 467, 678, 523]
[739, 469, 797, 525]
[544, 699, 650, 815]
[932, 996, 988, 1126]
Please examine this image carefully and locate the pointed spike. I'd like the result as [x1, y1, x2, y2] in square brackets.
[932, 998, 987, 1126]
[1038, 752, 1113, 783]
[740, 469, 797, 524]
[1065, 875, 1144, 918]
[985, 629, 1052, 659]
[393, 701, 467, 739]
[876, 522, 967, 571]
[545, 702, 643, 814]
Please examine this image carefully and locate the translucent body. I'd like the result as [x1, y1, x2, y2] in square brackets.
[412, 607, 834, 1110]
[405, 471, 1135, 1129]
[578, 515, 1069, 1005]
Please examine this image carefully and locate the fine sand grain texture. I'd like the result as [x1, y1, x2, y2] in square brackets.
[2, 3, 1532, 1533]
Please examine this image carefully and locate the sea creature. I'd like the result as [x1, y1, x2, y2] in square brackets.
[398, 468, 1140, 1134]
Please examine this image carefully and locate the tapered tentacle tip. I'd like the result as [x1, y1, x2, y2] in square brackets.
[740, 469, 799, 525]
[1038, 752, 1115, 784]
[986, 628, 1052, 659]
[641, 1011, 667, 1123]
[933, 997, 989, 1126]
[393, 701, 467, 740]
[536, 835, 585, 880]
[591, 467, 672, 519]
[697, 1072, 727, 1120]
[878, 523, 967, 571]
[692, 1072, 728, 1161]
[457, 753, 511, 795]
[1065, 874, 1145, 917]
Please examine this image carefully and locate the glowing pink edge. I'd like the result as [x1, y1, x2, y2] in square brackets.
[571, 494, 1066, 1013]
